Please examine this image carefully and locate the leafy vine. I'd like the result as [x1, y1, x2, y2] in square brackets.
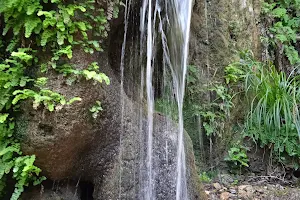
[0, 0, 120, 199]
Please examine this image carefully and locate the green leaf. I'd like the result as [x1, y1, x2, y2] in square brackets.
[26, 4, 41, 15]
[41, 30, 56, 46]
[56, 21, 65, 32]
[67, 35, 73, 43]
[47, 103, 54, 112]
[57, 32, 65, 45]
[0, 114, 9, 123]
[75, 5, 86, 12]
[67, 97, 82, 105]
[203, 122, 214, 136]
[271, 7, 287, 18]
[11, 51, 32, 62]
[76, 22, 87, 31]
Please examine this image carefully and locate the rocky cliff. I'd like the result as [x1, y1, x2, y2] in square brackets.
[18, 0, 262, 199]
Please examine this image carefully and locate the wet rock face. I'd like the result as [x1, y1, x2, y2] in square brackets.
[18, 14, 206, 200]
[17, 0, 264, 198]
[21, 182, 81, 200]
[188, 0, 262, 169]
[19, 81, 205, 199]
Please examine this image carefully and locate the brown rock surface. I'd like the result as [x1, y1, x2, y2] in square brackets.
[17, 2, 207, 199]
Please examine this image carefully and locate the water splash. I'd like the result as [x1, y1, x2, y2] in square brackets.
[145, 0, 154, 198]
[140, 0, 193, 199]
[119, 0, 132, 198]
[119, 0, 193, 199]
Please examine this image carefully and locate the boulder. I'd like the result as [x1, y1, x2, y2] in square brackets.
[18, 28, 206, 200]
[17, 1, 209, 199]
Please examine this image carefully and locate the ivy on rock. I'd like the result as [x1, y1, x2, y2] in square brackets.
[0, 0, 120, 199]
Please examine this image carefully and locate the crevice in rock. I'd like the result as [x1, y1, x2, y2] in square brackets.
[293, 170, 300, 178]
[38, 123, 53, 136]
[79, 181, 94, 200]
[108, 2, 144, 101]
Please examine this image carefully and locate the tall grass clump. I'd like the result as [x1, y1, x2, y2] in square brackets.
[226, 51, 300, 166]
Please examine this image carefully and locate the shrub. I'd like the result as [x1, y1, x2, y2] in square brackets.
[226, 51, 300, 167]
[224, 146, 249, 168]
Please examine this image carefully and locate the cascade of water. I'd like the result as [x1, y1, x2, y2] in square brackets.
[119, 0, 132, 198]
[145, 0, 154, 198]
[140, 0, 193, 199]
[170, 1, 193, 200]
[119, 0, 193, 199]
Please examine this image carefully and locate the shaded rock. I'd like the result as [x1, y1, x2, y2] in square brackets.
[18, 18, 206, 200]
[256, 188, 264, 194]
[219, 174, 235, 185]
[189, 0, 262, 169]
[21, 184, 80, 200]
[14, 1, 217, 199]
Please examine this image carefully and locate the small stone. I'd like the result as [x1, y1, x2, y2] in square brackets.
[238, 185, 254, 198]
[245, 185, 254, 193]
[204, 39, 209, 45]
[213, 182, 222, 190]
[238, 185, 253, 192]
[238, 185, 248, 191]
[256, 188, 264, 194]
[219, 188, 226, 192]
[275, 184, 284, 190]
[238, 190, 248, 198]
[220, 192, 230, 200]
[219, 174, 234, 185]
[229, 189, 237, 194]
[205, 190, 210, 195]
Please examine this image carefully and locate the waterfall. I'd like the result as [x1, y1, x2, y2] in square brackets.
[120, 0, 193, 199]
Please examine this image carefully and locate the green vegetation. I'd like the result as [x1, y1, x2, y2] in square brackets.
[193, 0, 300, 172]
[224, 146, 249, 168]
[183, 0, 300, 175]
[199, 172, 212, 183]
[226, 51, 300, 168]
[219, 0, 300, 170]
[187, 65, 234, 136]
[262, 0, 300, 65]
[90, 101, 103, 119]
[183, 64, 234, 168]
[0, 0, 120, 199]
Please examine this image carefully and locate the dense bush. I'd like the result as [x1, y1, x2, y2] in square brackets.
[226, 51, 300, 168]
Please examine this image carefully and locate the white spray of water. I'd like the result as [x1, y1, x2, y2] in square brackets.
[174, 1, 193, 199]
[120, 0, 193, 199]
[140, 0, 193, 199]
[145, 0, 154, 198]
[119, 0, 132, 198]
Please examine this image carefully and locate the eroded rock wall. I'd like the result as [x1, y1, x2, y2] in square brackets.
[18, 1, 207, 199]
[188, 0, 261, 168]
[18, 0, 263, 199]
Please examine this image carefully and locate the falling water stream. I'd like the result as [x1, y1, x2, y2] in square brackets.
[120, 0, 193, 199]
